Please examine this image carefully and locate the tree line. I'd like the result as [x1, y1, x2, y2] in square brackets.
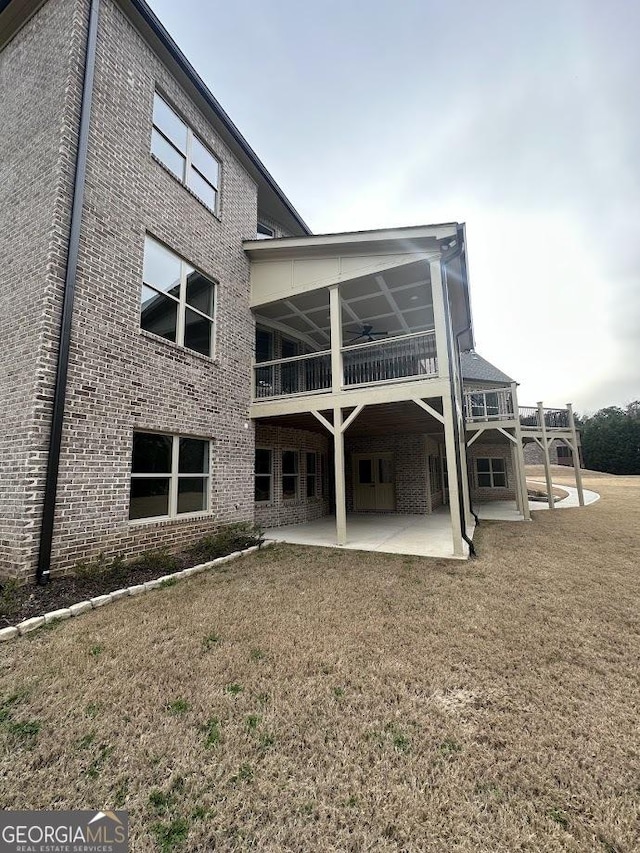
[576, 402, 640, 475]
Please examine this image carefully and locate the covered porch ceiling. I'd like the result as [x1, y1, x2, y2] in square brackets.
[254, 260, 433, 349]
[255, 398, 446, 438]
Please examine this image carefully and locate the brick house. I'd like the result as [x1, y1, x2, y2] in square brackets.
[0, 0, 585, 581]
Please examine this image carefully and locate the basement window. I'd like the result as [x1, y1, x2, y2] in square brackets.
[129, 432, 210, 520]
[282, 450, 299, 500]
[151, 91, 220, 213]
[255, 448, 273, 502]
[476, 457, 507, 488]
[306, 452, 318, 498]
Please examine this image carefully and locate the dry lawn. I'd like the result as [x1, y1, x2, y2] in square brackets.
[1, 469, 638, 852]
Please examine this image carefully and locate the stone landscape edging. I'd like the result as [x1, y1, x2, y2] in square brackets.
[0, 540, 275, 644]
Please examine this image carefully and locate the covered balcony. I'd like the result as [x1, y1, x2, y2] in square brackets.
[252, 260, 442, 402]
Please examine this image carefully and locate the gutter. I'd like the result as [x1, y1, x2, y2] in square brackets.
[440, 228, 477, 557]
[36, 0, 100, 584]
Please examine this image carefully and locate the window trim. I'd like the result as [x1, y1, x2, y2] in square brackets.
[282, 448, 300, 501]
[475, 457, 507, 489]
[254, 447, 273, 504]
[141, 234, 217, 360]
[129, 432, 211, 523]
[151, 90, 221, 215]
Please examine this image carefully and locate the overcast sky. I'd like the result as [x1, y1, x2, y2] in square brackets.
[148, 0, 639, 413]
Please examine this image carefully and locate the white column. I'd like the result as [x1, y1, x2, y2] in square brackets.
[511, 382, 531, 520]
[537, 401, 555, 509]
[430, 258, 450, 380]
[329, 284, 343, 394]
[567, 403, 585, 507]
[511, 444, 521, 511]
[442, 394, 464, 557]
[333, 406, 347, 546]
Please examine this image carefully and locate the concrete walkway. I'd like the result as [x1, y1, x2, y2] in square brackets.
[476, 481, 600, 521]
[264, 509, 474, 560]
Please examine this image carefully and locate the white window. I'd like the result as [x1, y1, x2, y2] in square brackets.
[129, 432, 210, 520]
[141, 235, 216, 357]
[282, 450, 299, 500]
[306, 452, 318, 498]
[255, 449, 273, 502]
[476, 457, 507, 488]
[256, 222, 275, 239]
[151, 92, 220, 212]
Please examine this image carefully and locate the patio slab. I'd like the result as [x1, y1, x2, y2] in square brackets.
[264, 509, 474, 560]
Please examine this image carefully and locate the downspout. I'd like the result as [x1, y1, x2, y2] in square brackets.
[36, 0, 100, 585]
[440, 234, 476, 557]
[454, 325, 480, 527]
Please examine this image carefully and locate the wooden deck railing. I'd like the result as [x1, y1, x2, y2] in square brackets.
[464, 391, 571, 430]
[252, 330, 438, 400]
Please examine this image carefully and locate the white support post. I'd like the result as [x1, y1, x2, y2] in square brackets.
[537, 401, 555, 509]
[430, 258, 450, 380]
[511, 382, 531, 520]
[567, 403, 585, 507]
[329, 284, 343, 394]
[511, 444, 521, 511]
[442, 394, 464, 557]
[333, 406, 347, 546]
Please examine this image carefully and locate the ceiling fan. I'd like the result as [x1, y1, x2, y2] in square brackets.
[346, 324, 388, 344]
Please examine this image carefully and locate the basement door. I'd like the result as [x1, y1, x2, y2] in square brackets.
[353, 453, 396, 511]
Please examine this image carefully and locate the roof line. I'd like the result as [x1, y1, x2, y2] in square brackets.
[126, 0, 311, 235]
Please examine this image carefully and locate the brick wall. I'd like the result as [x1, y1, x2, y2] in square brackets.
[0, 0, 87, 579]
[0, 0, 315, 580]
[254, 425, 330, 529]
[40, 0, 268, 577]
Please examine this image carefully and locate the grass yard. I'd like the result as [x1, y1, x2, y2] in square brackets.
[1, 469, 638, 851]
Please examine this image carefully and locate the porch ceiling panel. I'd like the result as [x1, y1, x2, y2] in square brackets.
[250, 252, 434, 307]
[254, 261, 434, 346]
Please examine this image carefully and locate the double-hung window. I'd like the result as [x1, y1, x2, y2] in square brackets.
[306, 452, 318, 498]
[141, 235, 216, 357]
[151, 92, 220, 212]
[129, 432, 210, 520]
[476, 457, 507, 488]
[255, 449, 273, 502]
[282, 450, 299, 500]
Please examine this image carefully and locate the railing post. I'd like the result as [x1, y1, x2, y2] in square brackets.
[329, 284, 343, 393]
[537, 401, 555, 509]
[567, 403, 585, 507]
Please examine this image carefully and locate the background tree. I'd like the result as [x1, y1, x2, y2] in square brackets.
[577, 402, 640, 474]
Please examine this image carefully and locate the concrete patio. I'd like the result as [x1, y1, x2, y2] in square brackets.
[265, 482, 601, 559]
[265, 508, 474, 560]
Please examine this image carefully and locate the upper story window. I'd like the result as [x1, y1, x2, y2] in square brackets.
[256, 222, 275, 239]
[141, 235, 216, 358]
[151, 92, 220, 213]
